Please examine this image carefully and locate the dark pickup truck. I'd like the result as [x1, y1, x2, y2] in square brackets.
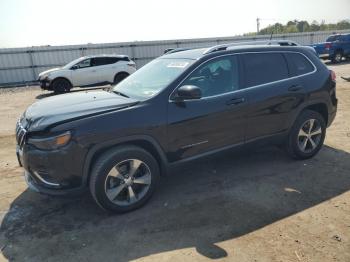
[311, 33, 350, 63]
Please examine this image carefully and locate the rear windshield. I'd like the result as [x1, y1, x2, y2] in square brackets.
[326, 35, 341, 42]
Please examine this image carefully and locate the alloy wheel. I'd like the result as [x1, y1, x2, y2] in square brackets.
[297, 119, 323, 153]
[104, 159, 152, 206]
[335, 53, 342, 63]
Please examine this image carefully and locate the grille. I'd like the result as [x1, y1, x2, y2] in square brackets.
[16, 120, 27, 148]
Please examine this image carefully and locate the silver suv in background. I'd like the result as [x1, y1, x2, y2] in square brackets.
[38, 55, 136, 93]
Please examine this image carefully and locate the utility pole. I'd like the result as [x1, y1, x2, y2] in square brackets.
[256, 17, 260, 34]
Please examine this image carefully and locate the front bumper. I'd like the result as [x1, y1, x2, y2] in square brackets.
[17, 140, 88, 196]
[24, 170, 86, 196]
[319, 53, 330, 59]
[328, 102, 337, 127]
[38, 77, 52, 90]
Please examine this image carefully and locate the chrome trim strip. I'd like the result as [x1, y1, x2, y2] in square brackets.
[16, 120, 27, 148]
[169, 51, 317, 102]
[181, 140, 209, 149]
[32, 171, 60, 187]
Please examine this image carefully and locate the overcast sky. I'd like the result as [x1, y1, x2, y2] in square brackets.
[0, 0, 349, 48]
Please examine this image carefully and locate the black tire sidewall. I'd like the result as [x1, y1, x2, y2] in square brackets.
[52, 79, 71, 93]
[90, 146, 160, 213]
[332, 51, 342, 63]
[113, 73, 129, 85]
[287, 110, 326, 160]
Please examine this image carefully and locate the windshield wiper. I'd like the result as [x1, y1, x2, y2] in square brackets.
[113, 90, 129, 98]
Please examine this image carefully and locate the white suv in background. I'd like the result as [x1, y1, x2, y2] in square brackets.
[38, 55, 136, 93]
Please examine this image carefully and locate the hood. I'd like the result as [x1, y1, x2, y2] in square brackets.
[23, 91, 138, 131]
[38, 68, 61, 78]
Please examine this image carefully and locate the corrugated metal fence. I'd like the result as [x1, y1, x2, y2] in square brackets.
[1, 29, 349, 87]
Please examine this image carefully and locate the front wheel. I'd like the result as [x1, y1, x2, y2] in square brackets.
[286, 110, 326, 160]
[51, 78, 72, 94]
[89, 146, 160, 213]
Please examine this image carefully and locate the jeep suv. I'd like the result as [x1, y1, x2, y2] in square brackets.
[38, 54, 136, 93]
[16, 43, 337, 213]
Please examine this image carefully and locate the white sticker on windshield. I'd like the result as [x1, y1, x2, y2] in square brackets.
[167, 62, 189, 68]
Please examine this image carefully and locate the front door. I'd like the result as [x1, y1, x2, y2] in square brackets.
[167, 55, 249, 162]
[71, 58, 100, 86]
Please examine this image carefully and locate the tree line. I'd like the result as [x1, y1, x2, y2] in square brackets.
[245, 20, 350, 35]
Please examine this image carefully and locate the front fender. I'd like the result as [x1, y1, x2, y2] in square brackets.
[81, 135, 169, 185]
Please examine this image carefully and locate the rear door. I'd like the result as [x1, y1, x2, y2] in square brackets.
[92, 57, 119, 83]
[242, 52, 308, 142]
[167, 55, 250, 161]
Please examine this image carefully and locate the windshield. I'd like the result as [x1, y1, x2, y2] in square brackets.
[62, 57, 86, 69]
[113, 58, 194, 100]
[326, 35, 341, 42]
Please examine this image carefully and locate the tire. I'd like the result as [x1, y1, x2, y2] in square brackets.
[113, 72, 129, 85]
[286, 110, 326, 160]
[331, 51, 343, 64]
[89, 145, 160, 213]
[52, 78, 72, 94]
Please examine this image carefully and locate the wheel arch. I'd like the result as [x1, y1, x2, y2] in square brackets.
[113, 71, 129, 81]
[82, 135, 169, 186]
[299, 102, 329, 125]
[335, 48, 344, 54]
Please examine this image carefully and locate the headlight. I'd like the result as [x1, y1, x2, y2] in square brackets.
[28, 131, 71, 150]
[39, 74, 50, 80]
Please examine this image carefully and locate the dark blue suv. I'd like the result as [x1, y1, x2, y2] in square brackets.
[16, 43, 337, 212]
[312, 33, 350, 63]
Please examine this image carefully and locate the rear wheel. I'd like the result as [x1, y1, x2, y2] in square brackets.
[286, 110, 326, 160]
[89, 146, 160, 213]
[52, 78, 72, 94]
[113, 72, 129, 85]
[331, 51, 343, 63]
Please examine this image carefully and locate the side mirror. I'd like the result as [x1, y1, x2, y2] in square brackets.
[71, 65, 79, 70]
[175, 85, 202, 100]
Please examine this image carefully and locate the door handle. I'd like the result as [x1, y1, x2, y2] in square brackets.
[226, 97, 245, 105]
[288, 85, 303, 92]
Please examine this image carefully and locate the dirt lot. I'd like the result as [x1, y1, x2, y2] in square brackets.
[0, 63, 350, 262]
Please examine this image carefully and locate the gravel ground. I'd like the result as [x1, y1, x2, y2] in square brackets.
[0, 62, 350, 262]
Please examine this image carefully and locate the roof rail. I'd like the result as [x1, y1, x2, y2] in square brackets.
[203, 39, 299, 54]
[164, 47, 196, 54]
[202, 44, 230, 54]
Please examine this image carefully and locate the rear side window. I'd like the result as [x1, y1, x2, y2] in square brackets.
[326, 35, 341, 42]
[92, 57, 120, 66]
[285, 53, 314, 77]
[243, 53, 288, 87]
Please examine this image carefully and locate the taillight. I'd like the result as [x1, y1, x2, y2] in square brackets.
[330, 70, 336, 81]
[325, 43, 332, 49]
[127, 62, 136, 68]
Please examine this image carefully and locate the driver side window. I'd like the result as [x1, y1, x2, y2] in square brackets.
[182, 56, 239, 97]
[76, 59, 91, 69]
